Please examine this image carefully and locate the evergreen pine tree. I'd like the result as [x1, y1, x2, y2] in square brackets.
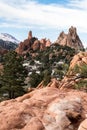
[0, 51, 28, 99]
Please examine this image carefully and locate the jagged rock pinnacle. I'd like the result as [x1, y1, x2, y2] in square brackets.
[28, 31, 32, 40]
[55, 26, 84, 50]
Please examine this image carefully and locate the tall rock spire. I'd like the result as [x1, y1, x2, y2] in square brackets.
[28, 31, 32, 40]
[55, 26, 84, 50]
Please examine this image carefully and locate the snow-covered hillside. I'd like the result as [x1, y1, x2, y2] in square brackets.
[0, 33, 19, 44]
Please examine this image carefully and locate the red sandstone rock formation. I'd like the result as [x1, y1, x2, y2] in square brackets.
[16, 39, 31, 54]
[0, 86, 87, 130]
[69, 52, 87, 69]
[32, 40, 40, 51]
[28, 31, 32, 40]
[59, 52, 87, 89]
[40, 38, 47, 50]
[16, 32, 51, 55]
[46, 39, 51, 47]
[40, 38, 51, 49]
[55, 26, 84, 50]
[37, 78, 60, 89]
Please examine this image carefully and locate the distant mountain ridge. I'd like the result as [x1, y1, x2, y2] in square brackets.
[0, 33, 19, 52]
[0, 33, 19, 44]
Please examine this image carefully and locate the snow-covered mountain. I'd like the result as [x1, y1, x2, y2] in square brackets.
[0, 33, 19, 44]
[0, 33, 19, 51]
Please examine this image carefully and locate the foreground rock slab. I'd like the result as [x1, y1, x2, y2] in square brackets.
[0, 87, 87, 130]
[78, 119, 87, 130]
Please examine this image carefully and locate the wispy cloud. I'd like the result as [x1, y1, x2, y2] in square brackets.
[0, 0, 87, 32]
[69, 0, 87, 10]
[0, 0, 87, 47]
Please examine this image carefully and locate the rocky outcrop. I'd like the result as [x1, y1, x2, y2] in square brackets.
[16, 36, 38, 55]
[37, 78, 60, 89]
[59, 52, 87, 89]
[16, 31, 51, 55]
[69, 52, 87, 70]
[28, 31, 32, 40]
[32, 40, 40, 51]
[0, 86, 87, 130]
[55, 26, 84, 50]
[40, 38, 51, 48]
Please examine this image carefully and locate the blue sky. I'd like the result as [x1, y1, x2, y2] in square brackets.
[0, 0, 87, 47]
[37, 0, 68, 4]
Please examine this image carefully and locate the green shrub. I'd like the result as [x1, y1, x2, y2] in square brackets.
[74, 80, 87, 90]
[29, 72, 43, 87]
[0, 51, 28, 99]
[43, 70, 51, 86]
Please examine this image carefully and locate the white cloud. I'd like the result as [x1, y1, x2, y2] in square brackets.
[69, 0, 87, 10]
[0, 0, 87, 34]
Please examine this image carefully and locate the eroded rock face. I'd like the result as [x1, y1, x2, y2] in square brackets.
[16, 37, 38, 55]
[55, 26, 84, 50]
[32, 40, 40, 51]
[69, 52, 87, 70]
[45, 39, 51, 47]
[40, 38, 51, 49]
[0, 87, 87, 130]
[59, 52, 87, 89]
[28, 31, 32, 40]
[16, 32, 51, 55]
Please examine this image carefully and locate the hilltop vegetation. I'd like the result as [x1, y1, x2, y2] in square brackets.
[24, 44, 76, 87]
